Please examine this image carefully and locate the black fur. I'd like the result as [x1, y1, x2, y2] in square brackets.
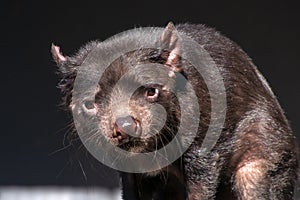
[52, 23, 299, 199]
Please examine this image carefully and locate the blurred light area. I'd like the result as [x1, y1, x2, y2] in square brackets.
[0, 187, 122, 200]
[0, 186, 299, 199]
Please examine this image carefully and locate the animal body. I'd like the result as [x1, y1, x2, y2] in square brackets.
[52, 22, 298, 199]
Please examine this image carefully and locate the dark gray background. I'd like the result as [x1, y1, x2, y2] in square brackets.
[1, 0, 299, 190]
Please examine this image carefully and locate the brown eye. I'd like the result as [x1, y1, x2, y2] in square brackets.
[145, 88, 159, 101]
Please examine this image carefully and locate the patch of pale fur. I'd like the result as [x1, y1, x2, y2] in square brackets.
[235, 159, 266, 199]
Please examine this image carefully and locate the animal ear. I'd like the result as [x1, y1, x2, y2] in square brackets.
[51, 41, 99, 108]
[51, 43, 67, 65]
[159, 22, 182, 72]
[51, 43, 77, 74]
[51, 43, 75, 108]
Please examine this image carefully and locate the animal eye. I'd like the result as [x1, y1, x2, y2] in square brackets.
[84, 100, 95, 110]
[82, 99, 97, 115]
[145, 88, 159, 101]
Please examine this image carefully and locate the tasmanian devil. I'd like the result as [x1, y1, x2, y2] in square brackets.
[52, 22, 299, 199]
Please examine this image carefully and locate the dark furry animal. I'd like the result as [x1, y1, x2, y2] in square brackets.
[52, 22, 298, 199]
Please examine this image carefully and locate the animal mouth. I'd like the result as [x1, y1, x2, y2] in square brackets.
[113, 125, 129, 142]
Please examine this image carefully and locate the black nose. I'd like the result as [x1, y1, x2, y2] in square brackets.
[113, 116, 138, 141]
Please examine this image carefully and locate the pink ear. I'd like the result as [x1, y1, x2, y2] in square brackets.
[159, 22, 181, 72]
[51, 43, 67, 64]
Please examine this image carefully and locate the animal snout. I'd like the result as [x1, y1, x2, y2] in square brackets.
[113, 115, 140, 141]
